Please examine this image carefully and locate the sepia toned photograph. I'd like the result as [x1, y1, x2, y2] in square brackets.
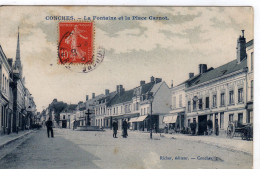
[0, 6, 254, 169]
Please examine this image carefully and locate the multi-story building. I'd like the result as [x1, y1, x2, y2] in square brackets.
[184, 31, 252, 136]
[246, 39, 254, 124]
[99, 77, 171, 131]
[0, 45, 13, 135]
[94, 89, 116, 128]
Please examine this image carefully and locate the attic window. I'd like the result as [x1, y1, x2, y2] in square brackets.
[221, 70, 227, 75]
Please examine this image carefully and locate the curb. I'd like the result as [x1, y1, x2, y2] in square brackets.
[0, 130, 33, 150]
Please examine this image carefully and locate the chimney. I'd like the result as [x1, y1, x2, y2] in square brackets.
[105, 89, 110, 95]
[92, 93, 95, 99]
[150, 76, 155, 82]
[189, 73, 194, 78]
[199, 64, 207, 74]
[116, 85, 124, 95]
[86, 95, 89, 101]
[8, 58, 13, 67]
[236, 30, 247, 63]
[171, 80, 173, 88]
[155, 78, 162, 83]
[140, 80, 145, 86]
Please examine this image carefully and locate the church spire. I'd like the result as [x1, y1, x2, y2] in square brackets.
[15, 27, 23, 78]
[16, 27, 20, 61]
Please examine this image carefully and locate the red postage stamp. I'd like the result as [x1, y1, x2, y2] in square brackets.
[58, 22, 94, 64]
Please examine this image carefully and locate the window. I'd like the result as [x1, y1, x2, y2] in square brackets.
[220, 112, 224, 129]
[238, 88, 243, 103]
[188, 119, 190, 127]
[193, 100, 197, 111]
[141, 108, 143, 115]
[247, 111, 251, 123]
[229, 91, 234, 104]
[238, 113, 243, 124]
[251, 80, 254, 100]
[63, 115, 65, 119]
[172, 96, 176, 109]
[220, 93, 225, 106]
[198, 99, 202, 110]
[179, 94, 182, 107]
[144, 108, 146, 115]
[251, 52, 254, 71]
[188, 101, 191, 112]
[229, 114, 234, 122]
[205, 97, 209, 109]
[212, 94, 217, 107]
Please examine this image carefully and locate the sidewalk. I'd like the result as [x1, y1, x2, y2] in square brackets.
[125, 130, 253, 155]
[160, 133, 253, 155]
[0, 130, 33, 149]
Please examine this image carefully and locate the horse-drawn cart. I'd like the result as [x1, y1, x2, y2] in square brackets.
[227, 121, 253, 140]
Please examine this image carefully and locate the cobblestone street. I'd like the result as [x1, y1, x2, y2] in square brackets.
[0, 128, 253, 169]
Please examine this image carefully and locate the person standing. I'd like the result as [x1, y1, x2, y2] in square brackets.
[122, 119, 128, 138]
[45, 117, 54, 138]
[112, 120, 118, 138]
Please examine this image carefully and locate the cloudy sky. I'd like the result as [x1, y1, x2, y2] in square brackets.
[0, 6, 253, 111]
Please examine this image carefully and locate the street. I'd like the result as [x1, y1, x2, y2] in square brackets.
[0, 128, 252, 169]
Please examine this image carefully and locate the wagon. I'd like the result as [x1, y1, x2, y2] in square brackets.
[227, 122, 253, 140]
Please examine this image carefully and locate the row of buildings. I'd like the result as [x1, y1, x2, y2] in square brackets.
[48, 31, 254, 136]
[0, 29, 37, 135]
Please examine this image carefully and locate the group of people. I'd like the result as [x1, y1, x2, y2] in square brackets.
[112, 119, 128, 138]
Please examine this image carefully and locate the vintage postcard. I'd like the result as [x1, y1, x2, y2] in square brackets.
[0, 6, 254, 169]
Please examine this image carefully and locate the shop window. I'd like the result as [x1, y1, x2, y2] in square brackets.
[238, 113, 243, 124]
[229, 114, 234, 122]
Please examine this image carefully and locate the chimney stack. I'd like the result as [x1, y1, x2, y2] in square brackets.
[92, 93, 95, 99]
[105, 89, 110, 95]
[199, 64, 207, 74]
[140, 80, 145, 86]
[155, 78, 162, 83]
[171, 80, 173, 88]
[150, 76, 155, 82]
[189, 73, 194, 78]
[116, 85, 124, 95]
[236, 30, 247, 63]
[86, 95, 89, 101]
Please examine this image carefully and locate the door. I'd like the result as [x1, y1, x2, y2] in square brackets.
[198, 115, 207, 135]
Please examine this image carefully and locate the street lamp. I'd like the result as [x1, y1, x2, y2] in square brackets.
[147, 92, 154, 139]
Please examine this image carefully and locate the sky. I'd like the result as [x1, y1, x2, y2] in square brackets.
[0, 6, 254, 112]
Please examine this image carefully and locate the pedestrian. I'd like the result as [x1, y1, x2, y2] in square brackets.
[215, 123, 219, 136]
[122, 119, 128, 138]
[112, 120, 118, 138]
[45, 117, 54, 138]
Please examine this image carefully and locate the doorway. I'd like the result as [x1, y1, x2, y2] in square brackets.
[198, 115, 207, 135]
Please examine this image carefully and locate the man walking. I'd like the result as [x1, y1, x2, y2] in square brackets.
[112, 120, 118, 138]
[45, 117, 54, 138]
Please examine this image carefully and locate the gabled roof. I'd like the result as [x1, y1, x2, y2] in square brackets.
[108, 89, 134, 106]
[140, 82, 155, 94]
[186, 58, 247, 88]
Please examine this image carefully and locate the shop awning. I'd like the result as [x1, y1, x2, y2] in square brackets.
[135, 115, 148, 122]
[129, 117, 138, 123]
[163, 115, 177, 123]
